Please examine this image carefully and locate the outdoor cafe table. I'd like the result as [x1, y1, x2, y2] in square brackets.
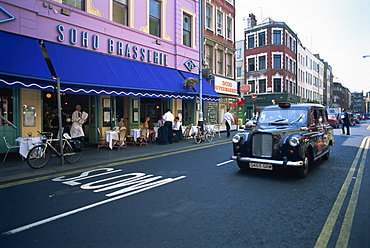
[130, 129, 141, 141]
[15, 136, 41, 158]
[105, 130, 119, 149]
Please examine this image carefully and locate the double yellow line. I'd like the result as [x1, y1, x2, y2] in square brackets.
[0, 141, 230, 189]
[315, 136, 370, 248]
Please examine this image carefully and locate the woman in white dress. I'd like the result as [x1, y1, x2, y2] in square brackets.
[70, 104, 87, 140]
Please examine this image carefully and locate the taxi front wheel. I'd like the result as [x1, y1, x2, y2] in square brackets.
[296, 152, 311, 178]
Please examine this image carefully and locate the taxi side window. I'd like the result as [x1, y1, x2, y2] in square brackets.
[309, 109, 317, 126]
[317, 108, 327, 125]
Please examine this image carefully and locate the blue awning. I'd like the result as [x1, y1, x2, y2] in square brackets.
[178, 71, 220, 102]
[0, 31, 54, 90]
[44, 42, 196, 99]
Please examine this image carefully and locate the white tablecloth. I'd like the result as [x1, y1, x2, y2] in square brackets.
[15, 137, 41, 158]
[105, 130, 119, 149]
[130, 129, 141, 141]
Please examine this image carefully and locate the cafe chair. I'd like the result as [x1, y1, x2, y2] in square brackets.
[125, 131, 137, 146]
[183, 124, 193, 139]
[96, 128, 109, 150]
[113, 127, 127, 151]
[2, 135, 20, 162]
[137, 128, 149, 147]
[212, 124, 221, 137]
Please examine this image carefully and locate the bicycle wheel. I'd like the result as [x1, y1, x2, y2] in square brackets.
[194, 133, 202, 144]
[27, 145, 50, 169]
[205, 131, 214, 142]
[64, 144, 82, 163]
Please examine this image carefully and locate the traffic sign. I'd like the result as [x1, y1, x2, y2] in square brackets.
[251, 94, 257, 101]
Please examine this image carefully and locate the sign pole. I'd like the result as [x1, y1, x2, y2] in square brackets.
[198, 0, 204, 125]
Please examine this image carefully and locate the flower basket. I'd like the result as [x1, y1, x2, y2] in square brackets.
[182, 77, 199, 89]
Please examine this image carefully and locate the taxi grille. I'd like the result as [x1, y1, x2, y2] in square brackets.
[252, 133, 273, 157]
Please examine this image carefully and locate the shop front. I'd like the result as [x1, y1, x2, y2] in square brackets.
[0, 31, 220, 152]
[208, 76, 238, 130]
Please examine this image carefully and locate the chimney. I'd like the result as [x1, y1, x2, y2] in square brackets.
[247, 13, 257, 28]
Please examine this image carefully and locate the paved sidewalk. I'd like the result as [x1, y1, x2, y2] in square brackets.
[0, 132, 236, 183]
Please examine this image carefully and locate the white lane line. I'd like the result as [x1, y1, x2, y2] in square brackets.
[217, 160, 234, 166]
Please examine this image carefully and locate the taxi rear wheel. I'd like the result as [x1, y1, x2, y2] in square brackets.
[296, 152, 310, 178]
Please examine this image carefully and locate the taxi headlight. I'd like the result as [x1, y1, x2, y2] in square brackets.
[232, 134, 241, 143]
[289, 136, 300, 147]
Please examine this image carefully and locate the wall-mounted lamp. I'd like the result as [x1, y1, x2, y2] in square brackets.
[155, 39, 161, 45]
[46, 93, 52, 98]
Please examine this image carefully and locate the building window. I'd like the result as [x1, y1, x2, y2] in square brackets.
[206, 44, 213, 71]
[248, 58, 255, 71]
[205, 4, 213, 29]
[248, 34, 254, 49]
[216, 11, 223, 35]
[226, 53, 233, 77]
[183, 13, 192, 47]
[236, 67, 242, 78]
[273, 54, 281, 69]
[273, 30, 281, 44]
[63, 0, 85, 10]
[258, 55, 266, 70]
[248, 80, 255, 93]
[217, 50, 223, 74]
[273, 78, 282, 92]
[236, 49, 242, 60]
[149, 0, 161, 37]
[258, 32, 265, 46]
[226, 17, 232, 40]
[258, 79, 266, 93]
[112, 0, 128, 26]
[0, 88, 13, 126]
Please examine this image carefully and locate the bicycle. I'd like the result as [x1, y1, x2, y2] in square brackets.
[193, 125, 214, 144]
[27, 132, 83, 169]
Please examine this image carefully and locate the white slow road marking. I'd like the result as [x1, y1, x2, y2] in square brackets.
[2, 176, 186, 235]
[216, 160, 234, 166]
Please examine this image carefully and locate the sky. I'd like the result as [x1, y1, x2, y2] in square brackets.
[235, 0, 370, 93]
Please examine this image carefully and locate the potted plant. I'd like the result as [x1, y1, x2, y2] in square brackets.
[182, 77, 198, 89]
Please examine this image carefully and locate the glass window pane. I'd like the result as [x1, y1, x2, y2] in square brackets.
[113, 2, 128, 25]
[149, 0, 160, 19]
[149, 19, 160, 37]
[0, 88, 13, 126]
[63, 0, 85, 10]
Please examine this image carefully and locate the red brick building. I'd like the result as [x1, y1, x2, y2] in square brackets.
[244, 15, 298, 96]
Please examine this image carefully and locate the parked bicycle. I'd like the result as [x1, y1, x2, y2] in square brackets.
[193, 125, 214, 144]
[27, 132, 83, 169]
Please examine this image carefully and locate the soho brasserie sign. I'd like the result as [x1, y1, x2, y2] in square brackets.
[56, 24, 169, 66]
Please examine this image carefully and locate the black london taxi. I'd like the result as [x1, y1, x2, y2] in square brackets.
[231, 102, 334, 178]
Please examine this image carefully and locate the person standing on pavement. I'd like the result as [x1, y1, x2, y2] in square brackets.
[163, 109, 174, 144]
[70, 104, 88, 142]
[223, 109, 233, 138]
[340, 108, 350, 135]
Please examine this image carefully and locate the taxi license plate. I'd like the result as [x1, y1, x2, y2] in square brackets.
[249, 163, 273, 170]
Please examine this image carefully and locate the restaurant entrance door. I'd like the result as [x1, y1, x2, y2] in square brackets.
[0, 88, 20, 153]
[182, 100, 194, 126]
[88, 95, 98, 144]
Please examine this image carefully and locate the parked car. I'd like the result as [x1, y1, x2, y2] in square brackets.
[337, 112, 356, 126]
[244, 115, 258, 130]
[231, 102, 334, 178]
[353, 115, 360, 124]
[328, 114, 340, 128]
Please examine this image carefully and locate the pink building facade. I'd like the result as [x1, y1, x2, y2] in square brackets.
[0, 0, 219, 149]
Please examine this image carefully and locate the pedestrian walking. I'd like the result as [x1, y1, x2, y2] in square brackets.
[163, 109, 174, 144]
[223, 109, 233, 138]
[340, 108, 350, 135]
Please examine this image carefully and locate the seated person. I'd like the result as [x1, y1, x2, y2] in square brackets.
[143, 116, 156, 142]
[157, 115, 165, 127]
[172, 117, 182, 142]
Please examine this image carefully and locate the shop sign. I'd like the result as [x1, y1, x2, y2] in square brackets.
[56, 24, 169, 66]
[214, 76, 238, 96]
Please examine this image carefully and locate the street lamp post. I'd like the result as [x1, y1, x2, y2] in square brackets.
[198, 0, 204, 126]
